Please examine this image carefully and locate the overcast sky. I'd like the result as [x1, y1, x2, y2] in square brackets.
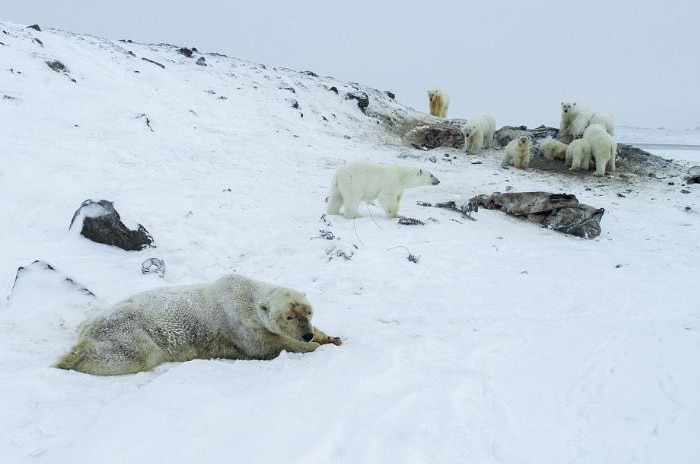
[5, 1, 700, 130]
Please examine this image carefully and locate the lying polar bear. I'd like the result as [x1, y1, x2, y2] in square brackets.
[55, 273, 341, 375]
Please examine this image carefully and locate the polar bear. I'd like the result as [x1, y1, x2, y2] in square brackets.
[427, 88, 449, 117]
[326, 161, 440, 219]
[501, 136, 531, 169]
[570, 111, 594, 139]
[560, 101, 590, 137]
[55, 274, 342, 375]
[566, 138, 593, 171]
[583, 123, 617, 176]
[590, 112, 614, 136]
[540, 138, 568, 160]
[461, 115, 496, 153]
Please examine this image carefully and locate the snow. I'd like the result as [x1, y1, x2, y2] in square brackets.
[1, 21, 699, 463]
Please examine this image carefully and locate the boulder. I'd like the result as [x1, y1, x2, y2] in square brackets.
[69, 199, 154, 251]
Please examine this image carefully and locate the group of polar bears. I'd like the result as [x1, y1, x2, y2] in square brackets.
[545, 101, 617, 176]
[428, 89, 617, 176]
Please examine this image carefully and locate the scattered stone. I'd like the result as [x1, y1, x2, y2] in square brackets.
[302, 70, 318, 77]
[27, 24, 41, 32]
[141, 258, 165, 278]
[141, 57, 165, 69]
[680, 189, 691, 194]
[289, 99, 299, 109]
[177, 47, 194, 57]
[136, 113, 154, 132]
[328, 86, 339, 94]
[345, 91, 369, 112]
[398, 217, 425, 226]
[279, 85, 296, 93]
[69, 199, 154, 251]
[196, 57, 207, 66]
[33, 38, 43, 47]
[8, 260, 95, 302]
[685, 206, 692, 212]
[314, 230, 336, 240]
[45, 60, 68, 73]
[384, 91, 396, 99]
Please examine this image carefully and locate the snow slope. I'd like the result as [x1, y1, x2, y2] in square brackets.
[1, 22, 699, 464]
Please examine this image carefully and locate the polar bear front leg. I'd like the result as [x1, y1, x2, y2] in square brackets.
[312, 326, 342, 346]
[378, 192, 400, 218]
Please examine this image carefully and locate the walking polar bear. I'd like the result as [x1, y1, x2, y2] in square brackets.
[327, 161, 440, 219]
[427, 88, 449, 117]
[501, 136, 531, 169]
[461, 115, 496, 153]
[583, 123, 617, 176]
[55, 273, 342, 375]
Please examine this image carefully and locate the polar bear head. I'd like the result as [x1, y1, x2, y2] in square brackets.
[257, 288, 315, 342]
[461, 122, 482, 142]
[402, 167, 441, 188]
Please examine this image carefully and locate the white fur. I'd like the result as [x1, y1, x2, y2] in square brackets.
[501, 136, 531, 169]
[427, 88, 449, 117]
[327, 161, 440, 219]
[560, 101, 590, 137]
[583, 124, 617, 176]
[566, 139, 593, 171]
[571, 111, 594, 139]
[590, 112, 614, 136]
[461, 115, 496, 153]
[540, 138, 568, 160]
[55, 274, 341, 375]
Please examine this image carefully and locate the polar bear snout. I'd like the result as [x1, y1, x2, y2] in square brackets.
[302, 332, 314, 342]
[431, 176, 440, 185]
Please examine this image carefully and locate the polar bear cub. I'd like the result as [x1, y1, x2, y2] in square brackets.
[566, 139, 593, 171]
[501, 136, 531, 169]
[461, 115, 496, 153]
[560, 101, 590, 137]
[55, 273, 342, 375]
[540, 138, 568, 160]
[583, 124, 617, 176]
[327, 161, 440, 219]
[427, 88, 449, 117]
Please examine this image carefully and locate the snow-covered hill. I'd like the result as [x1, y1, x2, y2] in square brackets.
[1, 22, 699, 464]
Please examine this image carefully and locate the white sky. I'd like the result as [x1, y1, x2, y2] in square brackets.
[4, 0, 700, 129]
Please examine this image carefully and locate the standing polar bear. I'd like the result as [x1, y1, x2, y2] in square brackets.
[55, 274, 342, 375]
[560, 101, 590, 137]
[427, 88, 449, 117]
[501, 136, 531, 169]
[461, 115, 496, 153]
[566, 138, 593, 171]
[327, 161, 440, 219]
[583, 123, 617, 176]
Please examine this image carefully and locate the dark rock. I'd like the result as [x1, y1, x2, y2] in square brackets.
[33, 38, 43, 47]
[302, 70, 318, 77]
[384, 91, 396, 100]
[345, 92, 369, 112]
[328, 86, 339, 94]
[45, 60, 68, 73]
[141, 57, 165, 69]
[141, 258, 165, 277]
[177, 47, 193, 57]
[192, 47, 198, 52]
[685, 166, 700, 184]
[290, 99, 300, 109]
[69, 200, 154, 251]
[8, 260, 95, 302]
[470, 192, 604, 239]
[27, 24, 41, 32]
[196, 57, 207, 66]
